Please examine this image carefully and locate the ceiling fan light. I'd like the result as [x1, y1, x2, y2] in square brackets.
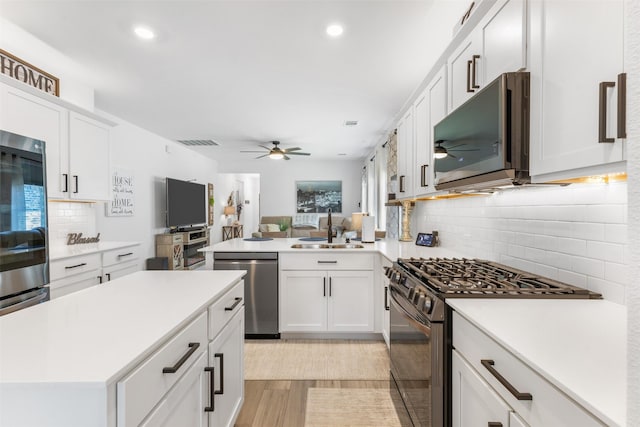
[434, 144, 448, 159]
[434, 152, 448, 159]
[269, 152, 284, 160]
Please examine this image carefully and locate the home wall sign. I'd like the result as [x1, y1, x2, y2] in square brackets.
[0, 48, 60, 96]
[106, 169, 134, 216]
[67, 232, 101, 245]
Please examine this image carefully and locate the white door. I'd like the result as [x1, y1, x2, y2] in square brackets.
[529, 0, 625, 178]
[208, 307, 244, 427]
[396, 109, 414, 198]
[327, 270, 374, 332]
[0, 82, 69, 198]
[447, 35, 477, 111]
[280, 270, 327, 332]
[451, 349, 511, 427]
[68, 111, 111, 200]
[140, 351, 208, 427]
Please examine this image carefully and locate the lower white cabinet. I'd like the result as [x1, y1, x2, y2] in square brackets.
[280, 269, 374, 332]
[101, 245, 140, 283]
[453, 312, 605, 427]
[381, 257, 392, 348]
[452, 349, 513, 427]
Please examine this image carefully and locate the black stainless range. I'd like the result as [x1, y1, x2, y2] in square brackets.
[385, 257, 601, 427]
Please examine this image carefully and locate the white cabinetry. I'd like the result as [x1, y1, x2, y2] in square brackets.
[453, 312, 605, 426]
[396, 109, 414, 198]
[381, 257, 392, 348]
[280, 253, 375, 333]
[447, 0, 526, 111]
[0, 80, 113, 200]
[529, 0, 626, 180]
[414, 66, 447, 197]
[101, 245, 140, 282]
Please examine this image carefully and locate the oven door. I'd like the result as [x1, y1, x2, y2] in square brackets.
[389, 286, 444, 427]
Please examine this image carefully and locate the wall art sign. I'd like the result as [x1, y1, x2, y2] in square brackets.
[0, 48, 60, 96]
[296, 180, 342, 213]
[107, 169, 134, 216]
[67, 232, 101, 245]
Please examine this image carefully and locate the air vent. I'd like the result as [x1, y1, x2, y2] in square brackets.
[344, 120, 358, 127]
[177, 139, 219, 146]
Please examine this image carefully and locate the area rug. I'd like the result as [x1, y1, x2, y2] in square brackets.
[244, 340, 389, 380]
[304, 388, 401, 426]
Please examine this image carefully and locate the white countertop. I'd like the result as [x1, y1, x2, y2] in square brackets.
[200, 237, 464, 261]
[447, 298, 626, 427]
[49, 241, 140, 261]
[0, 270, 244, 385]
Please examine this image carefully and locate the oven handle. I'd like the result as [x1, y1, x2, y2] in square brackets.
[389, 290, 432, 337]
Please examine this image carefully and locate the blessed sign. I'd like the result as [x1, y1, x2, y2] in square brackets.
[0, 48, 59, 96]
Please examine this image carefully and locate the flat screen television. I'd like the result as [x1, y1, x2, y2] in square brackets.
[166, 178, 206, 229]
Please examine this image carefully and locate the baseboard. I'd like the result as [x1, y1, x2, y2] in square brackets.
[280, 332, 383, 340]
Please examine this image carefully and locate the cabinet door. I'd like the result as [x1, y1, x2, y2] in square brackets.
[479, 0, 526, 85]
[448, 35, 477, 111]
[0, 83, 69, 198]
[327, 270, 374, 332]
[68, 111, 110, 200]
[208, 307, 244, 427]
[414, 66, 447, 197]
[452, 349, 511, 427]
[396, 109, 414, 198]
[140, 351, 207, 427]
[103, 261, 139, 282]
[280, 270, 327, 332]
[510, 412, 530, 427]
[49, 272, 101, 299]
[529, 0, 625, 178]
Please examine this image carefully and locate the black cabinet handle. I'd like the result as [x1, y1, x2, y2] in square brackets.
[599, 81, 615, 143]
[617, 73, 627, 139]
[117, 252, 134, 258]
[329, 277, 332, 297]
[399, 175, 406, 192]
[420, 164, 429, 187]
[466, 60, 473, 93]
[65, 262, 87, 269]
[162, 342, 200, 374]
[323, 277, 326, 297]
[106, 273, 111, 281]
[384, 286, 390, 311]
[317, 260, 338, 264]
[73, 175, 79, 193]
[224, 297, 242, 311]
[215, 353, 224, 395]
[471, 54, 480, 89]
[204, 366, 215, 412]
[98, 275, 103, 284]
[488, 423, 503, 427]
[62, 173, 69, 193]
[481, 359, 532, 400]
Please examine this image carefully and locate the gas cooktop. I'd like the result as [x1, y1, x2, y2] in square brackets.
[396, 257, 602, 299]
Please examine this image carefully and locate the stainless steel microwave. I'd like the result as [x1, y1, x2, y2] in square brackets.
[434, 72, 530, 191]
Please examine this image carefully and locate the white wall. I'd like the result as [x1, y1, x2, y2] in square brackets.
[626, 0, 639, 423]
[218, 159, 363, 221]
[413, 182, 628, 304]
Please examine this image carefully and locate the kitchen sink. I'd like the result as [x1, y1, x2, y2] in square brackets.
[290, 243, 364, 249]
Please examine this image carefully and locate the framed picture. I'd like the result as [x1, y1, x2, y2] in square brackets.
[296, 181, 342, 213]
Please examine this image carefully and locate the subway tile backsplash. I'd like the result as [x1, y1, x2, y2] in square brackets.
[47, 202, 98, 246]
[413, 181, 628, 304]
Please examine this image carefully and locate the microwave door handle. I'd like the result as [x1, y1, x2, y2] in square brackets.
[617, 73, 626, 139]
[599, 81, 615, 143]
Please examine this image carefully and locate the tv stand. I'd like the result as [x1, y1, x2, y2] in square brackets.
[156, 228, 209, 270]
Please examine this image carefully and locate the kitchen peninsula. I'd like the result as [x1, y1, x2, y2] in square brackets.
[0, 270, 245, 427]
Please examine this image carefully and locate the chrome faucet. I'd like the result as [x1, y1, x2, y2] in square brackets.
[327, 208, 333, 243]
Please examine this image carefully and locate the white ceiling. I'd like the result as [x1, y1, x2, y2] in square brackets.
[0, 0, 469, 163]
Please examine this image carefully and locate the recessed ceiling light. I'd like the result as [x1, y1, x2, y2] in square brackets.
[134, 26, 155, 40]
[326, 24, 344, 37]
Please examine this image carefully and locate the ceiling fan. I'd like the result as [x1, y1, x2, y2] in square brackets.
[241, 141, 311, 160]
[434, 140, 479, 159]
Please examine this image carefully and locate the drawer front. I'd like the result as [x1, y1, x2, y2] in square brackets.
[102, 245, 140, 267]
[49, 253, 101, 281]
[208, 280, 244, 341]
[280, 253, 374, 270]
[117, 312, 207, 427]
[453, 313, 605, 427]
[48, 270, 102, 299]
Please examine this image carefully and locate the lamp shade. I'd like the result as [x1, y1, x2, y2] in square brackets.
[351, 212, 368, 231]
[224, 206, 236, 216]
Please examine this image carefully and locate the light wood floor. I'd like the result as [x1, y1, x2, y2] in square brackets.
[237, 340, 409, 427]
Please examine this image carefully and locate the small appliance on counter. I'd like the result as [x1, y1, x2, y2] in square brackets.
[361, 215, 376, 243]
[0, 130, 50, 316]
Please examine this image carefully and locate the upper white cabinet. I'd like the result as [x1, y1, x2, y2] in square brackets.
[68, 112, 111, 200]
[447, 0, 527, 111]
[529, 0, 626, 179]
[414, 66, 447, 197]
[0, 81, 113, 200]
[396, 109, 414, 198]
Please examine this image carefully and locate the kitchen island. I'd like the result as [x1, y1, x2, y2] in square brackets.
[0, 270, 246, 427]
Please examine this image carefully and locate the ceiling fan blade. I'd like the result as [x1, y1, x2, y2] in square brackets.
[241, 150, 266, 153]
[286, 152, 310, 156]
[255, 154, 269, 159]
[283, 154, 291, 160]
[258, 145, 273, 150]
[283, 147, 302, 152]
[450, 148, 480, 152]
[447, 143, 468, 150]
[448, 153, 457, 159]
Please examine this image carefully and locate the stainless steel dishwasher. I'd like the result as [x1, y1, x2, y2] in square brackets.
[213, 252, 279, 339]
